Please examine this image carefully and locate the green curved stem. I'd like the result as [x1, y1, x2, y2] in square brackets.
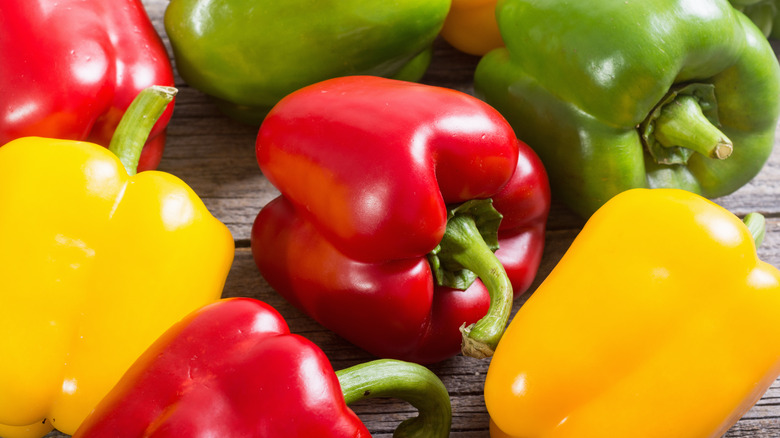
[336, 359, 452, 438]
[439, 214, 513, 359]
[108, 85, 177, 175]
[743, 212, 766, 248]
[653, 95, 732, 160]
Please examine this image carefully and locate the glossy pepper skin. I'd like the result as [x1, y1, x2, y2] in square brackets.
[485, 188, 780, 438]
[164, 0, 451, 125]
[440, 0, 503, 55]
[0, 0, 175, 171]
[730, 0, 780, 37]
[251, 76, 549, 363]
[0, 88, 234, 438]
[74, 297, 452, 438]
[476, 0, 780, 218]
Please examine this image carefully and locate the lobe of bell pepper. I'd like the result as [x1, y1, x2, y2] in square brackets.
[485, 188, 780, 438]
[73, 298, 452, 438]
[0, 88, 234, 437]
[251, 76, 549, 363]
[475, 0, 780, 218]
[0, 0, 175, 171]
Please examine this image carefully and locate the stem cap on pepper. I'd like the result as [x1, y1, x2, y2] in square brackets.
[252, 76, 550, 363]
[475, 0, 780, 218]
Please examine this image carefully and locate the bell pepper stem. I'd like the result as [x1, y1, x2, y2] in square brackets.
[108, 85, 177, 175]
[439, 214, 513, 359]
[743, 212, 766, 248]
[653, 95, 733, 160]
[336, 359, 452, 438]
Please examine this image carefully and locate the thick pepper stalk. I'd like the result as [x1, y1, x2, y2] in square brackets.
[164, 0, 451, 124]
[485, 188, 780, 438]
[0, 87, 234, 437]
[476, 0, 780, 218]
[73, 298, 452, 438]
[0, 0, 176, 171]
[251, 76, 549, 363]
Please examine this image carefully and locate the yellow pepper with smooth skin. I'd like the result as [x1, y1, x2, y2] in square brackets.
[440, 0, 503, 56]
[0, 87, 234, 437]
[486, 188, 780, 438]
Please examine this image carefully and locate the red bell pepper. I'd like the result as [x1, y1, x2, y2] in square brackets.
[0, 0, 175, 171]
[251, 76, 550, 363]
[73, 298, 452, 438]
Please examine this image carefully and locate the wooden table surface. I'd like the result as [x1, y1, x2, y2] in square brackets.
[51, 1, 780, 436]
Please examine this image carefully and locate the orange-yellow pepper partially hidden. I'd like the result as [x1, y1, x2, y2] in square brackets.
[440, 0, 503, 55]
[485, 188, 780, 438]
[0, 87, 234, 437]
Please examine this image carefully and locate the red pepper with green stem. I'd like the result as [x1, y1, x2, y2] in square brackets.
[251, 76, 550, 363]
[74, 298, 452, 438]
[0, 0, 175, 171]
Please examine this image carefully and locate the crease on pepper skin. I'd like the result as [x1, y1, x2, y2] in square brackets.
[485, 188, 780, 438]
[475, 0, 780, 219]
[73, 297, 452, 438]
[251, 76, 550, 363]
[0, 87, 234, 438]
[0, 0, 176, 171]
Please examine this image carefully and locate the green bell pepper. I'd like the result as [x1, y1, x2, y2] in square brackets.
[730, 0, 780, 37]
[475, 0, 780, 218]
[164, 0, 451, 124]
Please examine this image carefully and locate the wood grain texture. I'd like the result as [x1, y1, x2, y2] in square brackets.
[43, 1, 780, 436]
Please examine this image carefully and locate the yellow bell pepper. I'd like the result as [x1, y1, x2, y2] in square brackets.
[440, 0, 503, 56]
[485, 188, 780, 438]
[0, 87, 234, 437]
